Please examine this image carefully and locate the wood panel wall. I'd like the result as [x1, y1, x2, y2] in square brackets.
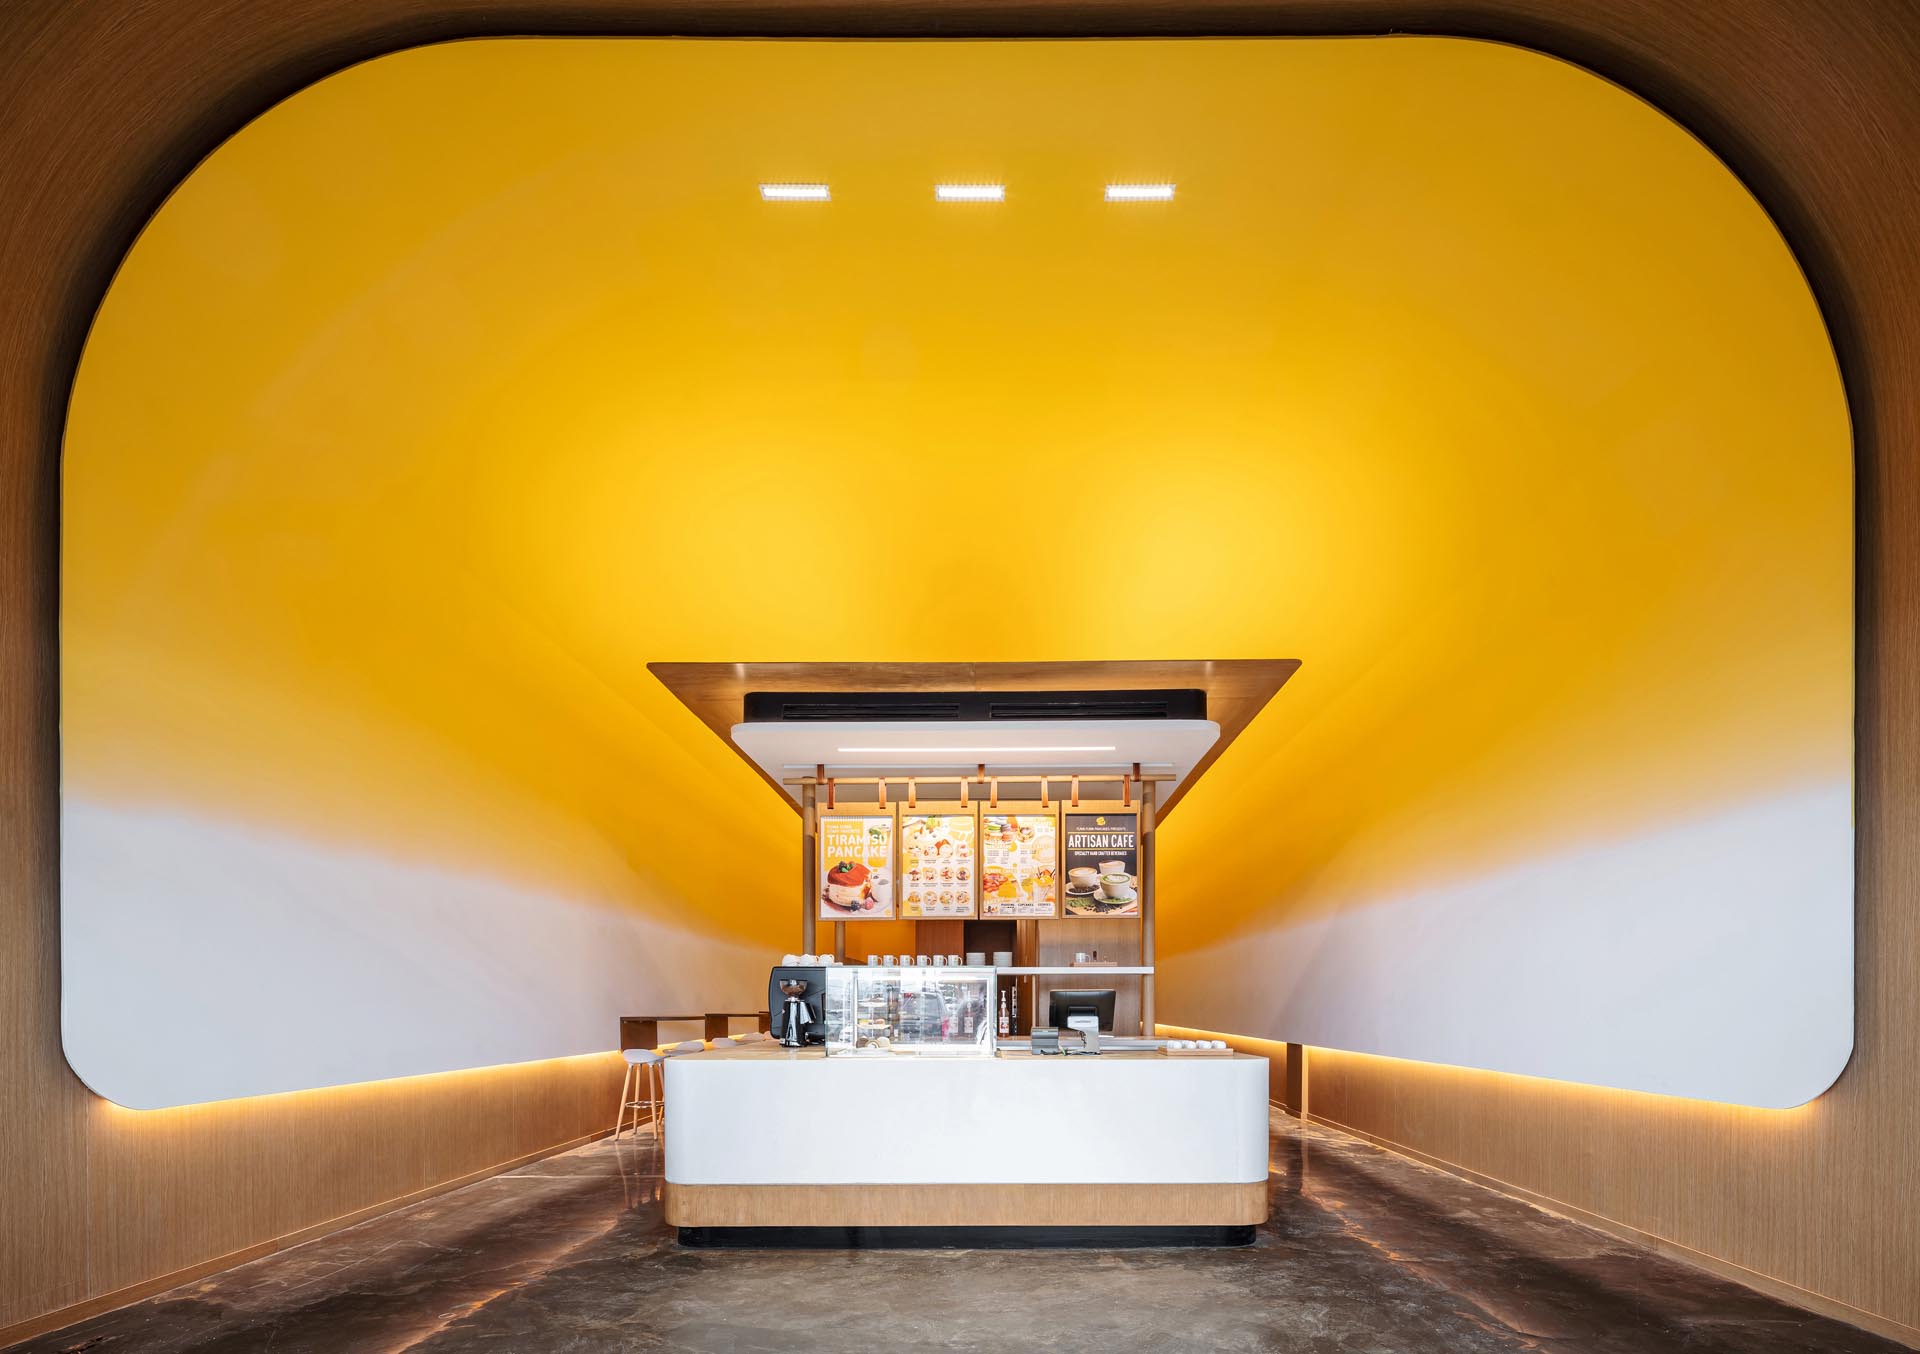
[1305, 1047, 1920, 1344]
[3, 0, 1916, 1343]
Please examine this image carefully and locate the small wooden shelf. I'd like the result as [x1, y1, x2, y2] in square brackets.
[995, 966, 1153, 976]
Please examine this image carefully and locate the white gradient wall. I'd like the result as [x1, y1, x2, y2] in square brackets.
[1165, 782, 1852, 1108]
[62, 800, 767, 1109]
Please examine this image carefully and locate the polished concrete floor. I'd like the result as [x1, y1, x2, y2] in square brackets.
[9, 1113, 1905, 1354]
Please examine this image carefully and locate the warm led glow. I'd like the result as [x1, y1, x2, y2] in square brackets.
[759, 182, 830, 201]
[934, 183, 1005, 202]
[1158, 1026, 1814, 1116]
[835, 745, 1117, 755]
[1105, 182, 1176, 201]
[1302, 1042, 1816, 1111]
[96, 1049, 623, 1115]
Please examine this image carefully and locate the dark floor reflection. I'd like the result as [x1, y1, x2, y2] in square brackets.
[8, 1116, 1903, 1353]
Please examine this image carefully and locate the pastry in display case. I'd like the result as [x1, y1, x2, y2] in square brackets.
[821, 966, 997, 1056]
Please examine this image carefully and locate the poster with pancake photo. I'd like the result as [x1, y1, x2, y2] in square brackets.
[979, 806, 1058, 918]
[818, 811, 896, 921]
[900, 806, 979, 919]
[1062, 810, 1140, 917]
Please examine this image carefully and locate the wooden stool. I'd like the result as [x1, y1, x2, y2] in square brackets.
[612, 1048, 663, 1142]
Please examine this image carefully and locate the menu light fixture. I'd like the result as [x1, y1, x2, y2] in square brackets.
[1105, 183, 1177, 202]
[759, 182, 831, 201]
[835, 745, 1116, 755]
[934, 183, 1006, 202]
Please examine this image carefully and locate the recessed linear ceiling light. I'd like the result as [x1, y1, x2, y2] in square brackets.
[836, 746, 1117, 755]
[759, 182, 831, 202]
[934, 183, 1006, 202]
[1105, 183, 1177, 202]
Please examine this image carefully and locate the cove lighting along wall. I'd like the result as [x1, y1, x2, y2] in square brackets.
[61, 36, 1850, 1112]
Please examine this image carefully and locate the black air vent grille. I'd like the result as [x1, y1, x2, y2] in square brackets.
[986, 697, 1180, 721]
[765, 699, 964, 722]
[744, 689, 1206, 723]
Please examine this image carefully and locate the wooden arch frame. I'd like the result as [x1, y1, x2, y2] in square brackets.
[3, 1, 1916, 1345]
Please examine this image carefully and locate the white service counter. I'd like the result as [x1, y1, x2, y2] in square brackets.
[661, 1044, 1270, 1230]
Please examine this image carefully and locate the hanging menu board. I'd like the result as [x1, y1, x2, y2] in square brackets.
[901, 805, 979, 918]
[818, 810, 896, 921]
[979, 805, 1059, 918]
[1062, 809, 1140, 918]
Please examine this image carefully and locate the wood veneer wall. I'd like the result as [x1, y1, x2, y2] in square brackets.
[2, 0, 1916, 1342]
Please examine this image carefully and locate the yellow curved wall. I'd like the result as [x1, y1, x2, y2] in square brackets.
[62, 37, 1849, 1105]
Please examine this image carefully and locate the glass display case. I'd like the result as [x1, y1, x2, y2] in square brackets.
[822, 966, 997, 1056]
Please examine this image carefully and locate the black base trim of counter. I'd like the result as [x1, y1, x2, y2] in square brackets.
[677, 1225, 1256, 1249]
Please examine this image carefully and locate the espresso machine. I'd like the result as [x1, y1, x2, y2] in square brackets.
[768, 965, 825, 1047]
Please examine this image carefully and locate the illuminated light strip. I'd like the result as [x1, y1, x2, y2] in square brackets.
[97, 1049, 622, 1113]
[1105, 182, 1177, 201]
[758, 182, 831, 201]
[836, 745, 1115, 755]
[1156, 1026, 1810, 1114]
[934, 183, 1006, 202]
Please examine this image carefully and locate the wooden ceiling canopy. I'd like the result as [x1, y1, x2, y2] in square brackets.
[649, 659, 1299, 821]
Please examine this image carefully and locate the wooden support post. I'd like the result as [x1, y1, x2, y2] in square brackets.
[1141, 780, 1157, 1035]
[1283, 1043, 1308, 1119]
[1014, 919, 1040, 1036]
[801, 781, 818, 955]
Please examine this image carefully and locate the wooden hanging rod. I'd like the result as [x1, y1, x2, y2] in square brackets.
[779, 772, 1167, 783]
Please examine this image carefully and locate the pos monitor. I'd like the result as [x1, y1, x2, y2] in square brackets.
[1047, 988, 1117, 1035]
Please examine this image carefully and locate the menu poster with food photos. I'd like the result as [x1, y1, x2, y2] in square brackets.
[901, 808, 979, 918]
[1062, 810, 1140, 917]
[818, 812, 895, 921]
[979, 807, 1059, 918]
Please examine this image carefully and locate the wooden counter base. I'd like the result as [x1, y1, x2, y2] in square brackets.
[663, 1180, 1269, 1228]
